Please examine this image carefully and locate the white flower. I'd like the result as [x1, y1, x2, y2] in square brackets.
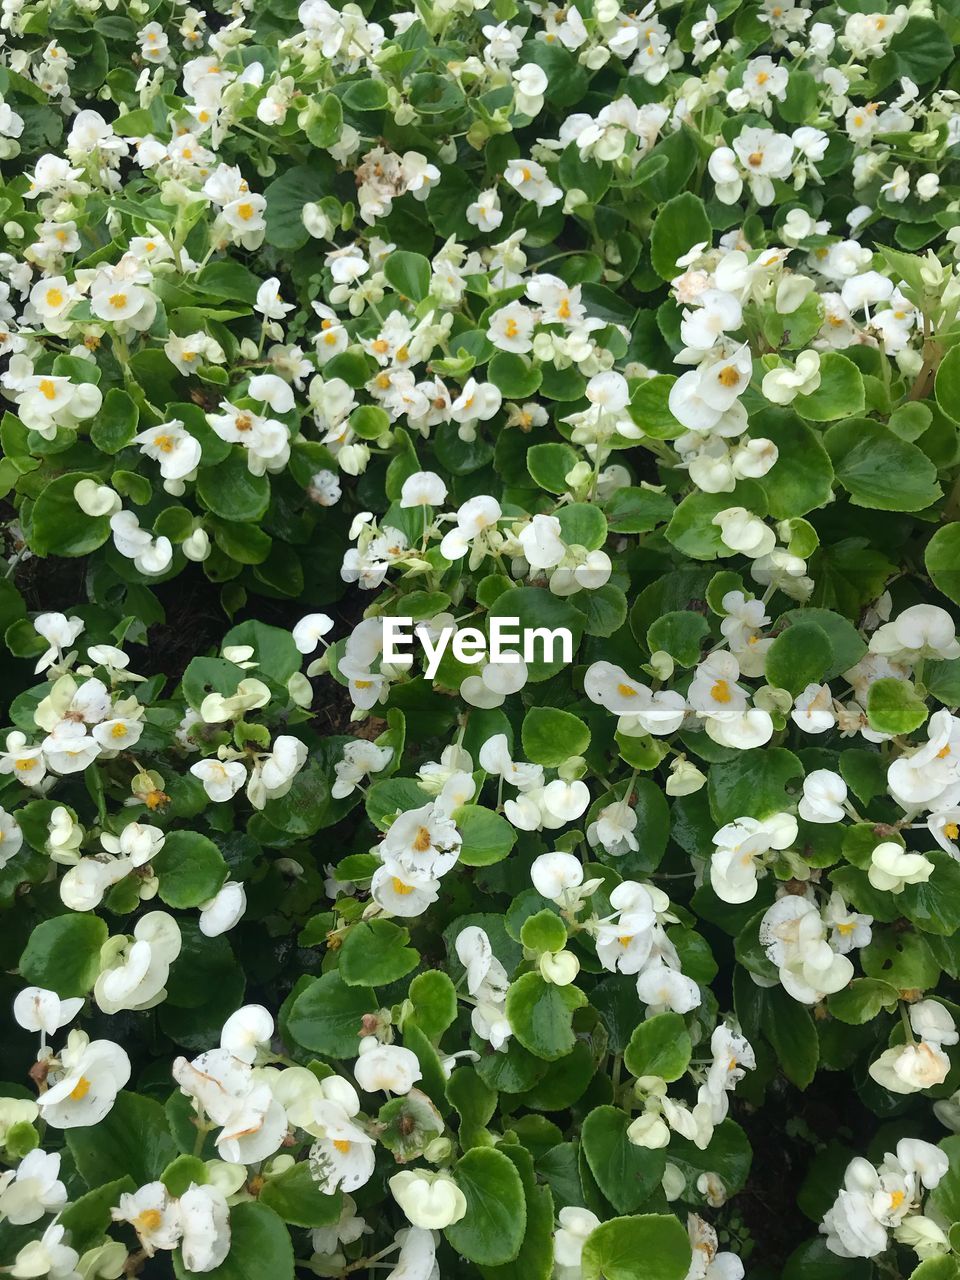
[133, 420, 202, 481]
[190, 758, 247, 803]
[221, 1005, 274, 1064]
[712, 507, 776, 559]
[200, 882, 247, 937]
[371, 862, 440, 917]
[799, 770, 848, 823]
[291, 609, 335, 655]
[466, 188, 503, 232]
[555, 1206, 601, 1270]
[400, 470, 447, 508]
[37, 1030, 131, 1128]
[13, 987, 83, 1038]
[867, 843, 934, 893]
[869, 1042, 951, 1094]
[0, 806, 23, 869]
[112, 1181, 181, 1255]
[791, 684, 836, 734]
[0, 1150, 67, 1224]
[32, 612, 84, 675]
[871, 604, 960, 663]
[910, 1000, 958, 1047]
[10, 1223, 79, 1280]
[179, 1183, 231, 1272]
[94, 911, 182, 1015]
[530, 851, 584, 904]
[710, 813, 798, 903]
[354, 1040, 422, 1095]
[762, 351, 821, 405]
[389, 1170, 466, 1229]
[636, 964, 701, 1015]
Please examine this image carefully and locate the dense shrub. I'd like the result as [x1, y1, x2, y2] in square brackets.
[3, 0, 960, 1277]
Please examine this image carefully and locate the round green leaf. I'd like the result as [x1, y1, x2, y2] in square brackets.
[581, 1106, 667, 1214]
[338, 919, 419, 985]
[764, 622, 832, 695]
[521, 707, 591, 766]
[445, 1148, 526, 1266]
[454, 804, 518, 866]
[824, 418, 940, 511]
[581, 1214, 692, 1280]
[285, 972, 376, 1058]
[926, 523, 960, 606]
[505, 971, 587, 1060]
[623, 1012, 692, 1082]
[19, 913, 108, 997]
[157, 830, 229, 909]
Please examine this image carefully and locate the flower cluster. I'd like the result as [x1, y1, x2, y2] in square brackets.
[2, 0, 960, 1277]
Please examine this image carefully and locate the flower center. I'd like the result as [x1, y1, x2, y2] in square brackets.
[710, 679, 732, 704]
[70, 1076, 92, 1100]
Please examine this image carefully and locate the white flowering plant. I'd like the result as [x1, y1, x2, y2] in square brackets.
[4, 0, 960, 1278]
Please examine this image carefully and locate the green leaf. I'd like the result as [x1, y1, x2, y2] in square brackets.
[197, 450, 271, 522]
[646, 611, 709, 667]
[527, 443, 579, 494]
[520, 909, 568, 954]
[794, 352, 865, 421]
[623, 1012, 692, 1082]
[667, 1119, 753, 1199]
[664, 481, 767, 561]
[67, 1091, 178, 1187]
[581, 1106, 666, 1214]
[445, 1147, 526, 1266]
[862, 928, 940, 989]
[708, 748, 803, 824]
[407, 970, 458, 1038]
[30, 473, 112, 557]
[556, 503, 607, 551]
[259, 1163, 343, 1228]
[339, 919, 419, 985]
[157, 830, 228, 909]
[384, 251, 431, 303]
[783, 1240, 872, 1280]
[650, 192, 711, 280]
[489, 352, 542, 400]
[926, 524, 960, 607]
[827, 978, 898, 1025]
[581, 1214, 692, 1280]
[286, 972, 375, 1058]
[778, 607, 867, 679]
[764, 622, 832, 695]
[59, 1176, 136, 1253]
[264, 163, 332, 251]
[824, 418, 940, 511]
[455, 804, 518, 866]
[900, 852, 960, 936]
[478, 1146, 554, 1280]
[487, 589, 584, 681]
[866, 677, 928, 735]
[505, 971, 587, 1060]
[19, 914, 108, 996]
[521, 707, 591, 766]
[174, 1202, 294, 1280]
[604, 486, 673, 534]
[761, 987, 819, 1088]
[91, 388, 139, 454]
[752, 409, 835, 518]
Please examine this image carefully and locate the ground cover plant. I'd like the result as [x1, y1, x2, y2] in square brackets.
[4, 0, 960, 1277]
